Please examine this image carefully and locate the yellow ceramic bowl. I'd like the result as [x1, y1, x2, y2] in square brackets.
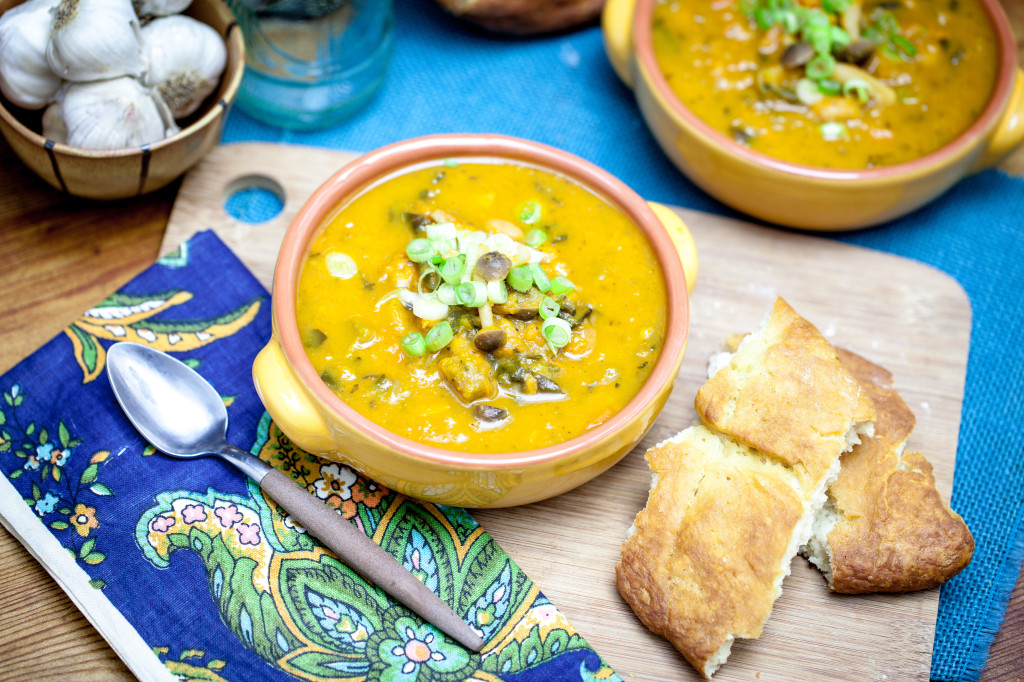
[0, 0, 243, 200]
[252, 134, 698, 508]
[603, 0, 1024, 231]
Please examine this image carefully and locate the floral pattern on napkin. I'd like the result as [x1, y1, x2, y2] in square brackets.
[0, 230, 620, 682]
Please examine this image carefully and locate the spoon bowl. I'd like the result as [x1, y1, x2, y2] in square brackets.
[105, 341, 484, 651]
[107, 341, 231, 458]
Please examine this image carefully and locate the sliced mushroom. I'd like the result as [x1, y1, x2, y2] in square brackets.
[756, 65, 799, 102]
[474, 328, 506, 352]
[486, 218, 523, 240]
[840, 1, 862, 40]
[404, 212, 433, 231]
[780, 41, 815, 69]
[534, 374, 563, 394]
[473, 404, 509, 422]
[839, 38, 875, 66]
[474, 251, 513, 281]
[833, 63, 897, 105]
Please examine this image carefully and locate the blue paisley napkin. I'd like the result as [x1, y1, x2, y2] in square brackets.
[0, 230, 619, 682]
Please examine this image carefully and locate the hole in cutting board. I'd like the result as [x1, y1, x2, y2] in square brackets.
[223, 175, 286, 223]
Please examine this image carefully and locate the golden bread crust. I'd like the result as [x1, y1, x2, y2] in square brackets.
[696, 298, 875, 491]
[619, 299, 875, 678]
[824, 349, 974, 593]
[616, 426, 804, 678]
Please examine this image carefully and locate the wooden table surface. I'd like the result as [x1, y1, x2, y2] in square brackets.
[2, 8, 1024, 677]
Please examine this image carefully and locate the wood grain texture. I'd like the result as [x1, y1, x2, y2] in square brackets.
[2, 2, 1024, 671]
[157, 142, 968, 680]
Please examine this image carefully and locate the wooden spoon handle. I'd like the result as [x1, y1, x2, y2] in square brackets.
[259, 468, 484, 651]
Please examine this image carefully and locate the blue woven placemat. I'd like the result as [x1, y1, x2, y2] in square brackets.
[222, 1, 1024, 679]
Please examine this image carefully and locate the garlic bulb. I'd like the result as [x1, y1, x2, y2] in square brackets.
[0, 0, 61, 109]
[43, 77, 179, 149]
[133, 0, 191, 17]
[47, 0, 144, 82]
[141, 14, 225, 118]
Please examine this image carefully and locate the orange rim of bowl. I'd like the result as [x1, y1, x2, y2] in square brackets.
[273, 133, 690, 470]
[0, 0, 243, 160]
[632, 0, 1018, 182]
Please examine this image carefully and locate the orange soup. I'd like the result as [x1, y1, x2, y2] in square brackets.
[651, 0, 999, 168]
[295, 161, 667, 453]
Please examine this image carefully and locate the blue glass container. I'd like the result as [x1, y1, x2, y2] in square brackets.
[229, 0, 394, 129]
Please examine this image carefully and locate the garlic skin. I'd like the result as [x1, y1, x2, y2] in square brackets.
[45, 77, 180, 149]
[47, 0, 145, 82]
[0, 0, 62, 109]
[40, 100, 67, 141]
[133, 0, 192, 17]
[141, 14, 225, 119]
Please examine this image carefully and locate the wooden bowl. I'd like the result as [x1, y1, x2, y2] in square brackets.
[0, 0, 243, 200]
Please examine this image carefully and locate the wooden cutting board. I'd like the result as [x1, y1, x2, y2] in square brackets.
[161, 142, 970, 681]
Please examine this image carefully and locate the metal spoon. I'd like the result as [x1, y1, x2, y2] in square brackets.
[105, 341, 484, 652]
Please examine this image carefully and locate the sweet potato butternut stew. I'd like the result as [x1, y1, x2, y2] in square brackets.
[296, 161, 667, 453]
[651, 0, 998, 168]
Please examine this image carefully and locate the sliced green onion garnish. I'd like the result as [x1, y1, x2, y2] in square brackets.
[807, 27, 832, 57]
[805, 54, 836, 80]
[779, 9, 799, 34]
[443, 158, 458, 167]
[753, 6, 774, 30]
[548, 275, 576, 295]
[796, 78, 823, 105]
[524, 228, 547, 248]
[401, 332, 426, 356]
[541, 317, 572, 349]
[803, 8, 831, 29]
[842, 78, 872, 102]
[519, 200, 542, 225]
[822, 0, 852, 12]
[406, 238, 434, 263]
[829, 25, 851, 48]
[891, 35, 917, 58]
[325, 252, 357, 279]
[487, 279, 508, 304]
[438, 254, 466, 285]
[817, 78, 842, 96]
[431, 237, 458, 256]
[539, 296, 560, 320]
[425, 321, 454, 352]
[436, 283, 458, 305]
[412, 293, 448, 321]
[455, 281, 488, 307]
[426, 222, 456, 242]
[507, 264, 533, 292]
[529, 263, 551, 293]
[820, 121, 849, 141]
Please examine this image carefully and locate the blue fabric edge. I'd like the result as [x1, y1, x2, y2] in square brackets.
[960, 507, 1024, 681]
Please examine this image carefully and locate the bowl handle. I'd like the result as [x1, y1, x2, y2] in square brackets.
[649, 202, 698, 294]
[602, 0, 638, 88]
[252, 337, 331, 450]
[972, 68, 1024, 173]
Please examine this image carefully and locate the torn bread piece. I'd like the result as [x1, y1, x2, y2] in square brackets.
[801, 348, 974, 593]
[616, 298, 875, 678]
[696, 298, 876, 492]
